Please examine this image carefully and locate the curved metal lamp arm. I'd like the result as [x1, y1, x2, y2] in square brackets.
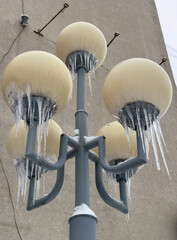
[66, 148, 77, 160]
[95, 163, 128, 214]
[88, 150, 99, 163]
[27, 166, 64, 210]
[26, 134, 77, 170]
[98, 126, 147, 174]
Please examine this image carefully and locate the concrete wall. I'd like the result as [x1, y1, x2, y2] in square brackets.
[0, 0, 177, 239]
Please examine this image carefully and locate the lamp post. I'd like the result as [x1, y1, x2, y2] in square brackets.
[1, 22, 172, 240]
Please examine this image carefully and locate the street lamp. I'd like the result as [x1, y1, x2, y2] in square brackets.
[1, 21, 172, 240]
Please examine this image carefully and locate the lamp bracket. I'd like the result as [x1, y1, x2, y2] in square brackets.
[10, 96, 57, 126]
[66, 51, 96, 73]
[119, 101, 159, 130]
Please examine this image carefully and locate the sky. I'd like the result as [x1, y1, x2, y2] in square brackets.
[155, 0, 177, 87]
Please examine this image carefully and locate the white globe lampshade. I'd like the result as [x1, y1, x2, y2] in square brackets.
[1, 51, 72, 114]
[6, 120, 63, 161]
[93, 121, 149, 165]
[103, 58, 173, 118]
[56, 22, 107, 69]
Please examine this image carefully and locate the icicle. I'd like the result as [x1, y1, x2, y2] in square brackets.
[42, 168, 46, 195]
[91, 61, 95, 79]
[87, 57, 95, 96]
[143, 108, 151, 142]
[122, 116, 130, 143]
[31, 162, 34, 178]
[6, 83, 21, 131]
[113, 178, 118, 197]
[119, 103, 170, 177]
[17, 91, 23, 117]
[36, 167, 41, 199]
[14, 158, 28, 204]
[126, 213, 130, 223]
[156, 119, 168, 152]
[107, 173, 119, 198]
[153, 121, 171, 179]
[6, 83, 60, 202]
[37, 98, 43, 155]
[149, 114, 161, 170]
[15, 90, 24, 132]
[88, 72, 93, 96]
[126, 108, 135, 130]
[69, 56, 75, 81]
[17, 171, 21, 206]
[21, 174, 24, 197]
[107, 173, 113, 194]
[24, 158, 29, 200]
[29, 101, 33, 127]
[127, 178, 131, 201]
[43, 121, 48, 157]
[26, 84, 31, 119]
[113, 114, 119, 120]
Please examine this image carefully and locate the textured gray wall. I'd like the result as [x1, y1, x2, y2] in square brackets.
[0, 0, 177, 239]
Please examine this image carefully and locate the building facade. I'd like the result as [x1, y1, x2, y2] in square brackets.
[0, 0, 177, 239]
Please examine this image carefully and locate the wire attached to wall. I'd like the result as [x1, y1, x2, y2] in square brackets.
[0, 0, 28, 65]
[0, 3, 27, 238]
[0, 27, 25, 65]
[22, 0, 25, 14]
[0, 159, 23, 240]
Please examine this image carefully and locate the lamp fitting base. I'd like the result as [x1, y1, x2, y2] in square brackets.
[66, 51, 96, 73]
[119, 101, 159, 130]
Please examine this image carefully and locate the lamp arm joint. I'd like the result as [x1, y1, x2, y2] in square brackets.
[88, 150, 99, 163]
[67, 135, 80, 150]
[66, 148, 77, 160]
[84, 136, 100, 150]
[26, 133, 69, 171]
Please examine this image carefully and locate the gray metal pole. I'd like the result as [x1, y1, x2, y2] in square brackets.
[69, 214, 97, 240]
[75, 67, 89, 206]
[69, 66, 97, 240]
[25, 121, 38, 156]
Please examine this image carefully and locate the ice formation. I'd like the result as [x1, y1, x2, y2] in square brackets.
[118, 104, 170, 178]
[67, 51, 96, 96]
[106, 103, 171, 206]
[6, 84, 58, 203]
[72, 203, 97, 218]
[15, 158, 28, 205]
[107, 172, 119, 199]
